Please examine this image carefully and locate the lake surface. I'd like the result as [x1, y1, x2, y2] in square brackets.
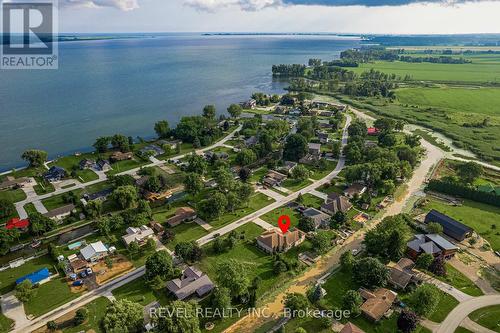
[0, 34, 360, 171]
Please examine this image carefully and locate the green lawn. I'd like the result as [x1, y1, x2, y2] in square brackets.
[106, 159, 147, 176]
[75, 169, 99, 183]
[305, 161, 338, 181]
[24, 277, 81, 317]
[62, 297, 111, 333]
[48, 154, 101, 183]
[426, 292, 459, 323]
[261, 205, 302, 229]
[249, 167, 269, 184]
[282, 178, 313, 192]
[23, 203, 38, 215]
[469, 304, 500, 332]
[0, 188, 26, 203]
[208, 193, 275, 230]
[429, 264, 484, 297]
[41, 189, 83, 211]
[0, 313, 13, 333]
[423, 198, 500, 251]
[199, 223, 282, 299]
[112, 276, 171, 306]
[33, 178, 55, 195]
[301, 193, 324, 209]
[454, 327, 474, 333]
[165, 222, 208, 250]
[0, 255, 55, 295]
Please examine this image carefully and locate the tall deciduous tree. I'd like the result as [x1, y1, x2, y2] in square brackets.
[21, 149, 48, 167]
[155, 300, 201, 333]
[111, 185, 138, 209]
[227, 104, 243, 118]
[145, 250, 175, 284]
[102, 299, 144, 333]
[283, 134, 308, 162]
[154, 120, 170, 139]
[353, 257, 389, 289]
[216, 259, 250, 299]
[203, 105, 216, 120]
[364, 214, 412, 261]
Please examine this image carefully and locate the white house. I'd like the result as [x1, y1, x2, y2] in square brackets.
[80, 241, 109, 262]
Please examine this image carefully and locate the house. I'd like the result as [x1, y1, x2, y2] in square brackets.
[166, 207, 197, 227]
[386, 258, 417, 290]
[340, 322, 365, 333]
[140, 145, 165, 157]
[145, 190, 172, 202]
[204, 151, 229, 161]
[321, 193, 352, 215]
[110, 151, 134, 162]
[256, 228, 306, 254]
[302, 208, 331, 228]
[299, 154, 319, 166]
[44, 204, 75, 220]
[318, 110, 334, 117]
[308, 143, 322, 156]
[367, 127, 380, 136]
[158, 139, 182, 150]
[96, 159, 112, 172]
[0, 176, 29, 190]
[69, 258, 88, 272]
[122, 225, 155, 247]
[407, 234, 458, 259]
[317, 132, 329, 144]
[359, 288, 397, 322]
[424, 210, 473, 241]
[44, 166, 66, 182]
[241, 99, 257, 109]
[16, 268, 50, 285]
[278, 161, 297, 175]
[80, 241, 109, 262]
[79, 159, 96, 170]
[5, 218, 30, 231]
[166, 266, 214, 300]
[244, 136, 258, 147]
[83, 188, 113, 202]
[150, 221, 165, 236]
[343, 184, 367, 198]
[262, 170, 288, 188]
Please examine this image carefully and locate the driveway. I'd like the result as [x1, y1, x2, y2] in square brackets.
[1, 292, 29, 330]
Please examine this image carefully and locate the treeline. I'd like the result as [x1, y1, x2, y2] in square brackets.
[340, 48, 471, 65]
[272, 64, 307, 77]
[342, 69, 398, 98]
[398, 56, 471, 64]
[427, 179, 500, 208]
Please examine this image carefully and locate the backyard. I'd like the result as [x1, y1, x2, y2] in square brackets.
[0, 255, 55, 295]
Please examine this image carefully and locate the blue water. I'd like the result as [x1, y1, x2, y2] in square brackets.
[0, 34, 360, 171]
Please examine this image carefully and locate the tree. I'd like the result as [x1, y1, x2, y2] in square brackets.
[397, 309, 419, 333]
[429, 256, 447, 276]
[291, 164, 310, 181]
[154, 120, 170, 139]
[294, 328, 307, 333]
[210, 287, 232, 314]
[111, 134, 130, 152]
[408, 284, 441, 316]
[203, 104, 216, 120]
[340, 251, 355, 272]
[29, 212, 56, 236]
[374, 118, 396, 133]
[0, 198, 15, 219]
[155, 300, 201, 333]
[283, 134, 308, 162]
[145, 250, 175, 283]
[236, 149, 257, 166]
[186, 153, 208, 175]
[93, 137, 111, 153]
[273, 260, 287, 274]
[298, 217, 315, 233]
[127, 241, 140, 257]
[457, 162, 483, 184]
[84, 200, 102, 219]
[227, 104, 243, 118]
[283, 293, 309, 317]
[416, 253, 434, 270]
[198, 192, 227, 220]
[0, 228, 19, 255]
[214, 168, 235, 193]
[175, 241, 202, 262]
[15, 279, 36, 303]
[364, 214, 412, 261]
[353, 257, 389, 289]
[311, 231, 331, 254]
[238, 167, 251, 182]
[308, 284, 325, 303]
[74, 307, 88, 325]
[330, 211, 347, 229]
[102, 299, 144, 333]
[379, 133, 397, 147]
[21, 149, 47, 167]
[111, 185, 138, 209]
[342, 290, 363, 316]
[427, 222, 443, 234]
[184, 173, 204, 196]
[236, 183, 253, 205]
[46, 321, 57, 331]
[105, 256, 113, 269]
[216, 259, 250, 299]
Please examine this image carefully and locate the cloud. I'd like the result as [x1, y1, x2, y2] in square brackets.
[184, 0, 282, 12]
[60, 0, 139, 11]
[183, 0, 485, 11]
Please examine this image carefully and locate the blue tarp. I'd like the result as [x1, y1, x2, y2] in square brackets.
[16, 267, 50, 285]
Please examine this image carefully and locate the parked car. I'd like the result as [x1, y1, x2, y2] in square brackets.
[86, 268, 93, 275]
[72, 280, 84, 287]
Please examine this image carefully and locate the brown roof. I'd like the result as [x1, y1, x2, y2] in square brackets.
[344, 183, 366, 196]
[166, 207, 196, 226]
[340, 322, 365, 333]
[166, 266, 214, 300]
[322, 194, 352, 214]
[388, 267, 413, 289]
[396, 258, 415, 271]
[110, 151, 133, 161]
[44, 204, 75, 219]
[360, 288, 397, 322]
[70, 259, 88, 272]
[257, 228, 305, 252]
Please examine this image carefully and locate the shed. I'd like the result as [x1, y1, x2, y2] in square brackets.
[16, 268, 50, 285]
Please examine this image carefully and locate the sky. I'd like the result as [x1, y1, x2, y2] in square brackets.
[58, 0, 500, 34]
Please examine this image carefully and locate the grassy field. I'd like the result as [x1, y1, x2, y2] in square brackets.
[0, 255, 55, 295]
[62, 297, 111, 333]
[24, 277, 81, 317]
[41, 189, 83, 211]
[422, 197, 500, 251]
[165, 222, 208, 250]
[0, 313, 13, 333]
[0, 188, 26, 203]
[352, 60, 500, 83]
[112, 276, 170, 306]
[433, 264, 484, 297]
[282, 178, 313, 192]
[468, 304, 500, 332]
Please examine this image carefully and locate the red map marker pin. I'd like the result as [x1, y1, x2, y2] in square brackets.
[278, 215, 291, 233]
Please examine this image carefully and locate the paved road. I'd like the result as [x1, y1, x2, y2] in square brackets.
[14, 126, 242, 219]
[196, 115, 351, 246]
[437, 295, 500, 333]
